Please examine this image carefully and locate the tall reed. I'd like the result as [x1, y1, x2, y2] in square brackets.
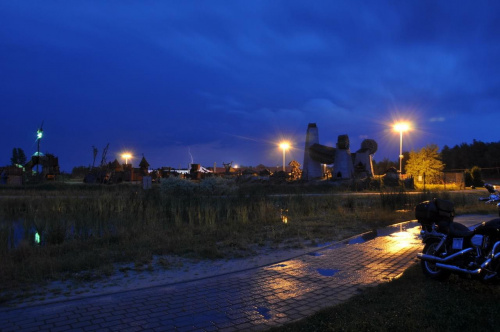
[0, 183, 493, 290]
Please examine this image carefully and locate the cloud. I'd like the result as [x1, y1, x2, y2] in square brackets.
[2, 1, 500, 170]
[429, 117, 445, 122]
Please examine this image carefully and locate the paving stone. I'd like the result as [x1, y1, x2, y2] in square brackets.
[72, 320, 93, 329]
[49, 325, 75, 332]
[1, 217, 484, 331]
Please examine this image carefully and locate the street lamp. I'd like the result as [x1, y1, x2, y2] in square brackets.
[279, 142, 290, 172]
[36, 123, 43, 175]
[122, 153, 132, 165]
[393, 122, 410, 173]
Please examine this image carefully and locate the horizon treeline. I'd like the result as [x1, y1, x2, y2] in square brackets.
[441, 139, 500, 171]
[373, 139, 500, 175]
[67, 139, 500, 177]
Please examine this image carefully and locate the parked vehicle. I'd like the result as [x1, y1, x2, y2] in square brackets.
[479, 183, 500, 217]
[415, 198, 500, 282]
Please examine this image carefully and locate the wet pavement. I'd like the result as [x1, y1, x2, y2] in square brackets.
[0, 215, 489, 331]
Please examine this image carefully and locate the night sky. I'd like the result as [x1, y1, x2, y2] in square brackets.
[2, 1, 499, 172]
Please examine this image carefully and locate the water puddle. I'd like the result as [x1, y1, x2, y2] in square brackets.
[0, 220, 40, 249]
[324, 242, 347, 251]
[257, 306, 272, 320]
[316, 221, 420, 254]
[1, 219, 117, 250]
[317, 268, 340, 277]
[280, 209, 288, 224]
[344, 221, 419, 246]
[348, 230, 378, 244]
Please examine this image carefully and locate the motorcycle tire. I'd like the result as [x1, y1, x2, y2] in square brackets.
[420, 240, 451, 281]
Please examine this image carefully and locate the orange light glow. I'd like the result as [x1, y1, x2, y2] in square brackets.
[393, 121, 411, 173]
[393, 122, 410, 132]
[386, 231, 419, 254]
[279, 142, 290, 150]
[279, 142, 290, 171]
[121, 153, 132, 164]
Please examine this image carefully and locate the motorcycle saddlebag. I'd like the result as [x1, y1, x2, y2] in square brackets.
[415, 198, 455, 225]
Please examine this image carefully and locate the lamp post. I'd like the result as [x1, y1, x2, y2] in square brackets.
[36, 125, 43, 174]
[122, 153, 132, 165]
[393, 122, 410, 173]
[279, 142, 290, 172]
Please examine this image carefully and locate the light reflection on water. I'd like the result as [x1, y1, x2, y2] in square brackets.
[239, 219, 423, 327]
[280, 208, 288, 223]
[264, 260, 314, 300]
[0, 220, 39, 250]
[385, 229, 421, 253]
[0, 218, 114, 250]
[330, 221, 421, 249]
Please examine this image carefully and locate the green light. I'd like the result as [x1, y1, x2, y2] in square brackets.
[35, 232, 40, 244]
[37, 130, 43, 140]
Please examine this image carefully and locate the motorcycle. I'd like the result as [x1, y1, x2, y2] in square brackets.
[479, 183, 500, 217]
[415, 198, 500, 282]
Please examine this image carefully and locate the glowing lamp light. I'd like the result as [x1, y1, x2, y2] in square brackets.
[36, 129, 43, 140]
[35, 232, 40, 244]
[279, 142, 290, 150]
[279, 142, 290, 172]
[393, 122, 411, 173]
[122, 153, 132, 165]
[393, 123, 410, 132]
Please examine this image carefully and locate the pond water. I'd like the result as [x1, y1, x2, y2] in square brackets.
[0, 220, 40, 250]
[0, 219, 113, 250]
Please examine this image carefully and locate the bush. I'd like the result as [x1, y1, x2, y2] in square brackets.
[471, 166, 483, 187]
[160, 176, 197, 195]
[199, 177, 237, 195]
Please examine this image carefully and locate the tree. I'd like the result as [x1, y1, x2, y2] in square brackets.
[470, 166, 483, 187]
[405, 144, 444, 184]
[10, 148, 18, 165]
[372, 157, 397, 176]
[464, 169, 473, 187]
[10, 147, 27, 166]
[441, 140, 500, 171]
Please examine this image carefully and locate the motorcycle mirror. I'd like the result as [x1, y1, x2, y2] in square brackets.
[485, 183, 496, 194]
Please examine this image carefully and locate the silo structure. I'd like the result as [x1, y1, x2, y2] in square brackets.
[353, 139, 378, 178]
[332, 135, 354, 179]
[302, 123, 323, 180]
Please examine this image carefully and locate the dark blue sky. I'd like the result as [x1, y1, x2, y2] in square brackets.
[1, 1, 499, 172]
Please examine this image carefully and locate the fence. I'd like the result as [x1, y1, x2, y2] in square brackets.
[413, 171, 465, 190]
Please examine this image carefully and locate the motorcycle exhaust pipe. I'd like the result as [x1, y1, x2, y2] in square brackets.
[481, 251, 500, 270]
[437, 252, 500, 276]
[435, 263, 481, 275]
[417, 247, 473, 263]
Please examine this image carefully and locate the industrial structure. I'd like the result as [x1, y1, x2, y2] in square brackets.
[302, 123, 377, 181]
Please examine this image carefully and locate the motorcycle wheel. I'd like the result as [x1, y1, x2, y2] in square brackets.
[420, 240, 451, 281]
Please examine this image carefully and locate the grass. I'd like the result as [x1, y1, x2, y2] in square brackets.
[271, 264, 500, 332]
[0, 182, 495, 298]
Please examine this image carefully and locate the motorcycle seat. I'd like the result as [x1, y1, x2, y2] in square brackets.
[449, 222, 474, 238]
